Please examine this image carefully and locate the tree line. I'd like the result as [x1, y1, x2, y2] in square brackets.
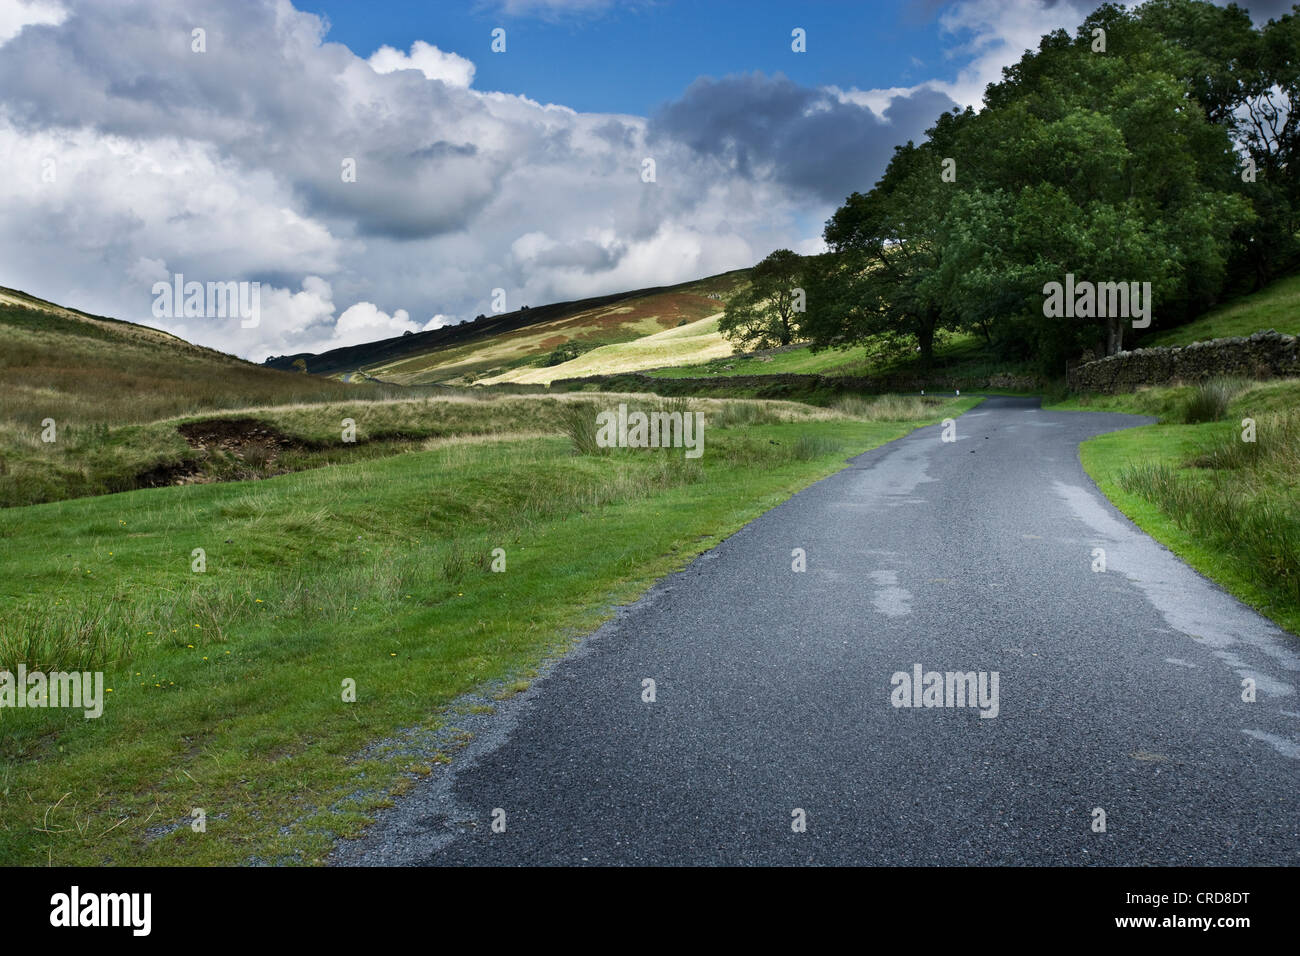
[721, 0, 1299, 373]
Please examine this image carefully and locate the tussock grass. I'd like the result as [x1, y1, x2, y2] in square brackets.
[1119, 451, 1300, 607]
[712, 401, 785, 428]
[1178, 377, 1248, 424]
[1105, 385, 1300, 617]
[832, 394, 946, 421]
[790, 433, 843, 460]
[1186, 408, 1300, 475]
[559, 401, 608, 456]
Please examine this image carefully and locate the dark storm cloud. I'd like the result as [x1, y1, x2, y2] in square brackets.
[1230, 0, 1298, 23]
[648, 72, 958, 204]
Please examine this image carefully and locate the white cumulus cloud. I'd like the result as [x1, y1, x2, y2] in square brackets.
[367, 40, 475, 88]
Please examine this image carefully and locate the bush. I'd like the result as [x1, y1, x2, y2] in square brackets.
[541, 340, 601, 367]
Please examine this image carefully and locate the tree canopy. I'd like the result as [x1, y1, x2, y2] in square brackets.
[803, 0, 1297, 371]
[719, 248, 807, 350]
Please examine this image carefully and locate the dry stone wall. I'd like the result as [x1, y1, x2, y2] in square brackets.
[1069, 330, 1299, 392]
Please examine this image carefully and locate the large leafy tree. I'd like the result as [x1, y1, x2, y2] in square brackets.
[809, 0, 1259, 371]
[1125, 0, 1299, 288]
[719, 248, 807, 350]
[976, 14, 1250, 361]
[806, 109, 974, 365]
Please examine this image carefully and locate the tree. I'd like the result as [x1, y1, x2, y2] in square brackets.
[975, 5, 1253, 359]
[805, 109, 974, 364]
[719, 249, 806, 350]
[810, 2, 1257, 371]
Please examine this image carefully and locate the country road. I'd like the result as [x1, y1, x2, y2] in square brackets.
[334, 396, 1300, 866]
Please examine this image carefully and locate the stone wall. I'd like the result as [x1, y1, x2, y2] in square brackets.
[552, 367, 1042, 400]
[1068, 330, 1300, 393]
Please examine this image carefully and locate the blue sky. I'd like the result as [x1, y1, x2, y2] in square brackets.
[297, 0, 955, 115]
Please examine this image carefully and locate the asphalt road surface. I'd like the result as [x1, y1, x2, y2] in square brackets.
[334, 397, 1300, 866]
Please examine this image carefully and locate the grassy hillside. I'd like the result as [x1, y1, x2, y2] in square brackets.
[269, 270, 749, 386]
[481, 313, 733, 384]
[1141, 273, 1300, 347]
[1051, 379, 1300, 636]
[0, 289, 411, 506]
[651, 341, 877, 379]
[0, 286, 361, 421]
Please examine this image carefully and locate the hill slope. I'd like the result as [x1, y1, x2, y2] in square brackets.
[1141, 272, 1300, 347]
[0, 285, 383, 505]
[481, 313, 734, 384]
[266, 269, 748, 385]
[0, 285, 359, 426]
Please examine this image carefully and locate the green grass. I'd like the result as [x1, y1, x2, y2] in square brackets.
[0, 393, 973, 866]
[1177, 378, 1250, 424]
[1141, 272, 1300, 347]
[0, 300, 415, 505]
[648, 331, 1041, 394]
[1, 392, 862, 508]
[1073, 378, 1300, 636]
[0, 302, 375, 427]
[1047, 382, 1203, 420]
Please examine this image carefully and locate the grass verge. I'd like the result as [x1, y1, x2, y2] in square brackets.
[1068, 379, 1300, 636]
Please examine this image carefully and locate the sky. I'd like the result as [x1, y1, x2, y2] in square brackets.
[0, 0, 1291, 361]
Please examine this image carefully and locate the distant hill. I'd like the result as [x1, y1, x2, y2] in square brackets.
[264, 269, 749, 384]
[482, 313, 734, 384]
[0, 284, 358, 429]
[0, 286, 194, 349]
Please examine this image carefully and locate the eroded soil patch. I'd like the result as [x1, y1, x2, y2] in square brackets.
[177, 417, 303, 461]
[137, 418, 306, 488]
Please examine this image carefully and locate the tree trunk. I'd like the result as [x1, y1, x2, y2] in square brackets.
[917, 319, 935, 365]
[1106, 315, 1124, 356]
